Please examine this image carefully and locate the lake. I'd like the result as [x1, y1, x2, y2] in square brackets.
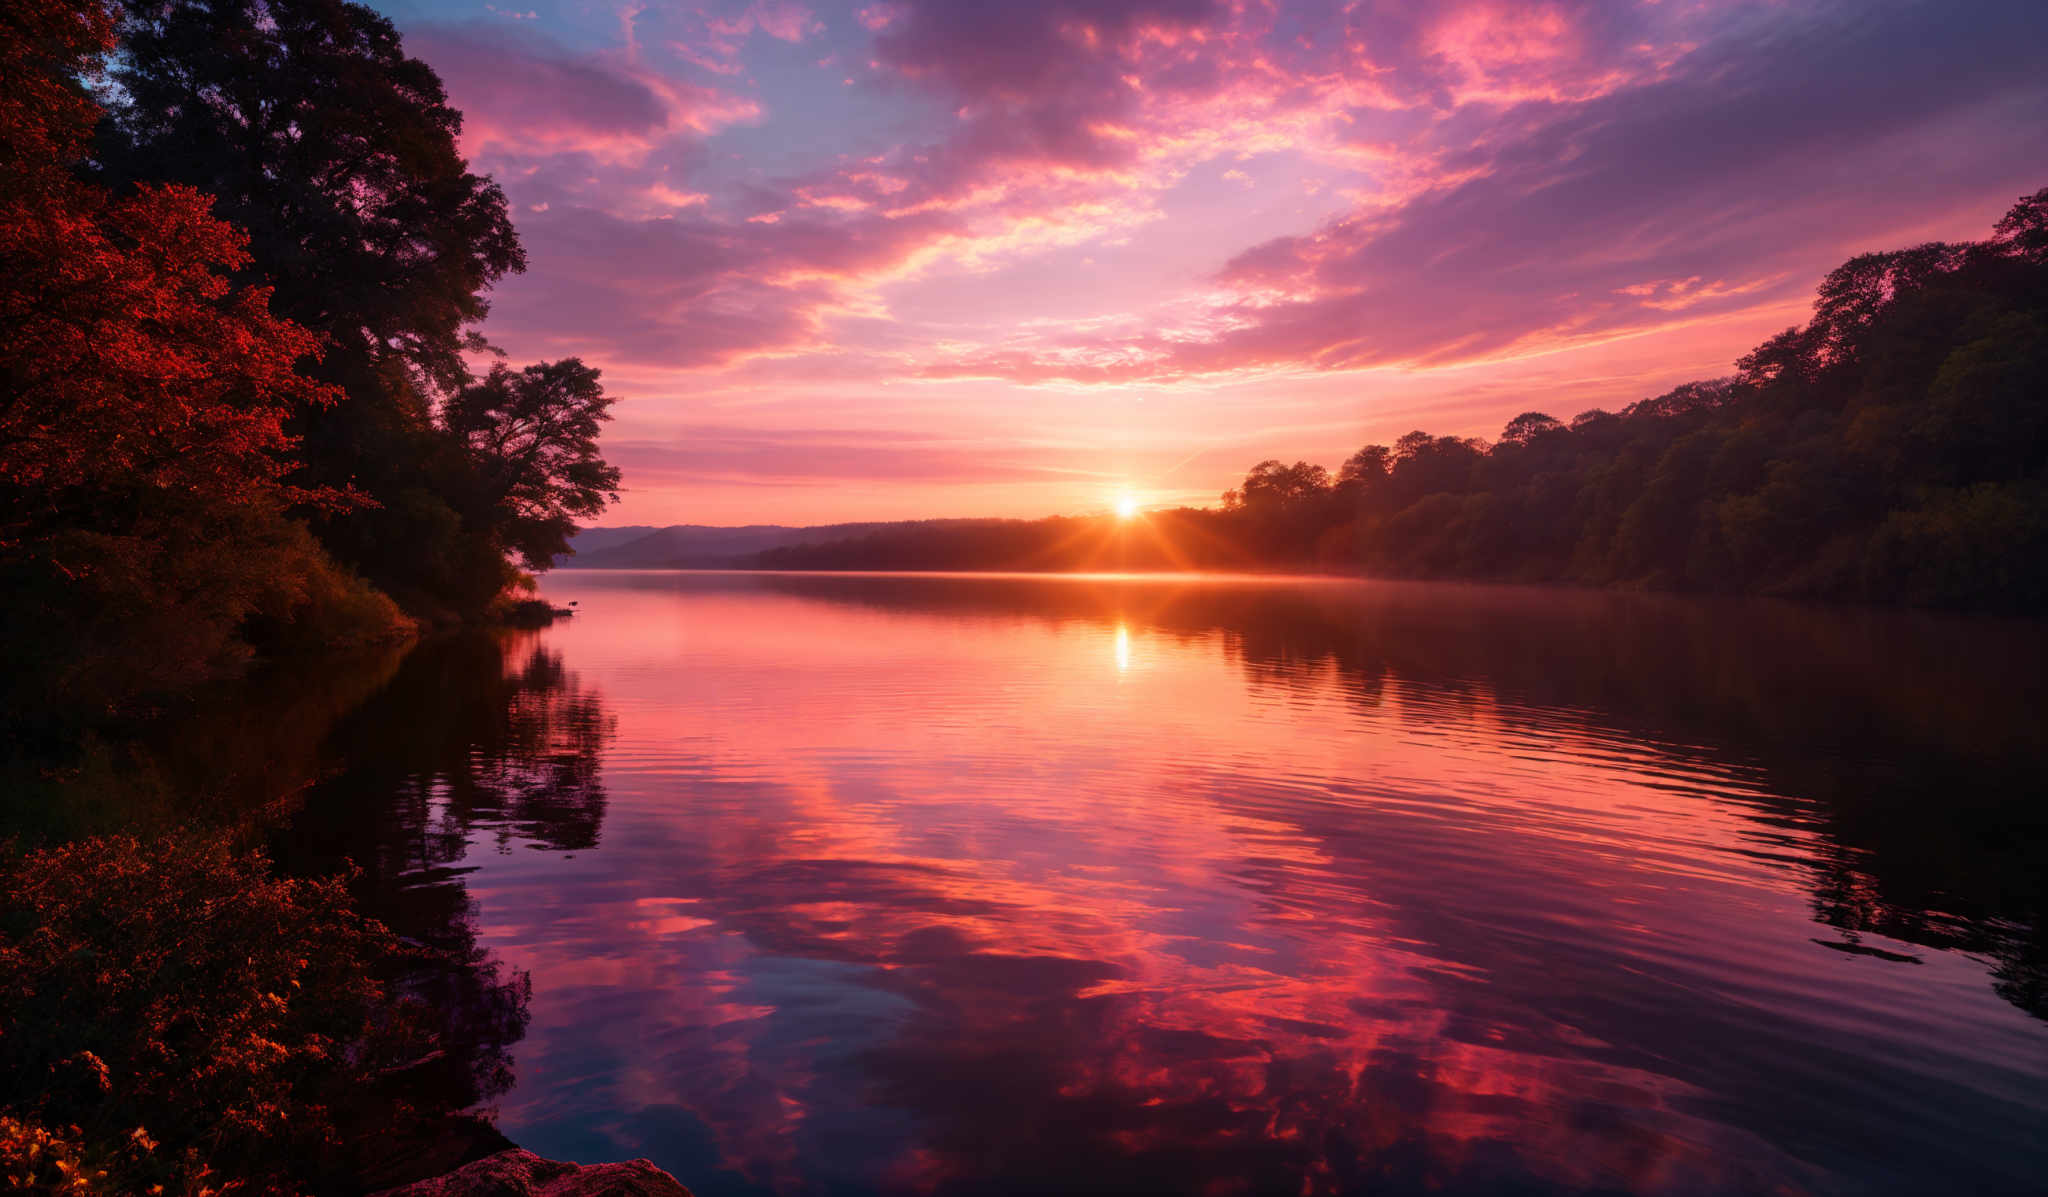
[270, 570, 2046, 1195]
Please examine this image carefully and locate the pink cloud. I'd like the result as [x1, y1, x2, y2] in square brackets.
[903, 0, 2048, 384]
[382, 0, 2048, 524]
[478, 196, 981, 369]
[606, 428, 1085, 485]
[707, 0, 815, 44]
[855, 4, 903, 33]
[412, 23, 758, 163]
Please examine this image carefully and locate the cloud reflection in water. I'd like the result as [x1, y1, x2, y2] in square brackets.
[299, 573, 2047, 1195]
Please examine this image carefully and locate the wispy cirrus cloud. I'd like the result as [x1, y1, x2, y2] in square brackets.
[919, 0, 2048, 383]
[607, 427, 1091, 485]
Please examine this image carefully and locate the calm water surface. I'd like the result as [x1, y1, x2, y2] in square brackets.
[276, 571, 2047, 1195]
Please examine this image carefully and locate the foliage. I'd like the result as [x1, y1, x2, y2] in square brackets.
[0, 182, 332, 520]
[2, 508, 411, 723]
[0, 834, 423, 1195]
[0, 0, 108, 186]
[99, 0, 547, 615]
[103, 0, 522, 396]
[0, 1115, 117, 1195]
[0, 0, 417, 719]
[0, 0, 332, 521]
[3, 0, 620, 722]
[444, 359, 623, 574]
[1222, 460, 1332, 514]
[0, 0, 325, 526]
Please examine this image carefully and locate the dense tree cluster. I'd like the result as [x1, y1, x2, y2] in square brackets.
[1292, 190, 2048, 609]
[1, 0, 375, 709]
[0, 0, 622, 717]
[769, 192, 2048, 611]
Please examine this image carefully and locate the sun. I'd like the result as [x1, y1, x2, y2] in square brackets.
[1113, 493, 1141, 520]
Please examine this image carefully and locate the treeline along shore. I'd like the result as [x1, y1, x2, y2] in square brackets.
[736, 197, 2048, 613]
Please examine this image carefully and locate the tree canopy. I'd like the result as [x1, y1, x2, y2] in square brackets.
[96, 0, 579, 618]
[445, 359, 623, 572]
[104, 0, 524, 398]
[0, 0, 405, 708]
[3, 0, 621, 715]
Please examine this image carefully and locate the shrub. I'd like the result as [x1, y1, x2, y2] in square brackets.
[0, 834, 426, 1195]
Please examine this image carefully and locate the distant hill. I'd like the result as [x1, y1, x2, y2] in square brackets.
[560, 525, 665, 556]
[560, 520, 1012, 569]
[751, 510, 1247, 573]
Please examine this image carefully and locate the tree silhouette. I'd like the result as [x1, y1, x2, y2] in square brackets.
[1223, 460, 1331, 513]
[100, 0, 530, 613]
[445, 360, 624, 572]
[103, 0, 523, 397]
[1498, 411, 1565, 445]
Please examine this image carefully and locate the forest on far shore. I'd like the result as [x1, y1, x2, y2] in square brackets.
[763, 191, 2048, 614]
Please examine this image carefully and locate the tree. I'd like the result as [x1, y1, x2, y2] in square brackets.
[445, 359, 623, 571]
[103, 0, 523, 398]
[1499, 412, 1565, 445]
[100, 0, 529, 607]
[1224, 460, 1331, 513]
[1991, 186, 2048, 261]
[1338, 444, 1391, 488]
[2, 0, 329, 524]
[1386, 432, 1483, 501]
[2, 0, 397, 710]
[0, 184, 333, 536]
[1805, 244, 1966, 374]
[0, 0, 106, 189]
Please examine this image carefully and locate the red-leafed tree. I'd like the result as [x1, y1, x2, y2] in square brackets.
[1, 0, 399, 712]
[0, 0, 332, 534]
[0, 186, 336, 522]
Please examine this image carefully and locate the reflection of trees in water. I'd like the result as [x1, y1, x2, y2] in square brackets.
[0, 641, 410, 844]
[271, 631, 617, 1115]
[1225, 590, 2046, 1022]
[744, 573, 2047, 1019]
[293, 633, 615, 869]
[4, 627, 619, 1181]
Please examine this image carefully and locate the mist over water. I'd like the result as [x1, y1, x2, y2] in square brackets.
[282, 571, 2047, 1195]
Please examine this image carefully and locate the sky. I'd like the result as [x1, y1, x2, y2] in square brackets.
[371, 0, 2048, 526]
